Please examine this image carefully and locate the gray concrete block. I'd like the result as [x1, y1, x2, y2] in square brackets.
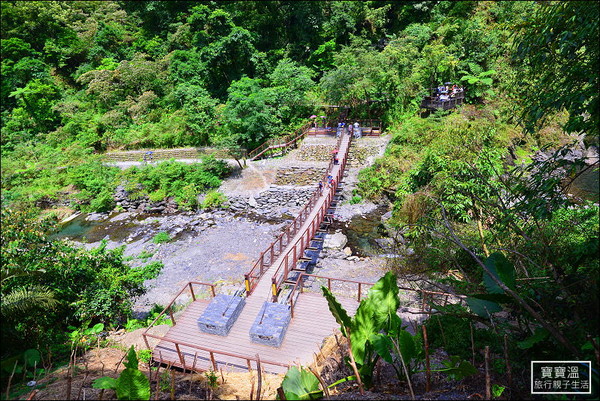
[249, 302, 291, 347]
[198, 294, 246, 336]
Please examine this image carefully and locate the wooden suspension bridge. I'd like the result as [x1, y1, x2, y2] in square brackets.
[142, 126, 461, 375]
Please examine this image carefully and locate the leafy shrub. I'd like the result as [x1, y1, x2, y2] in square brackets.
[201, 191, 227, 209]
[1, 209, 163, 355]
[152, 232, 171, 244]
[148, 188, 166, 202]
[349, 195, 362, 204]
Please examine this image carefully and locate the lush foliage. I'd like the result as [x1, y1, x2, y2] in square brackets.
[322, 272, 427, 389]
[119, 156, 231, 211]
[0, 208, 162, 357]
[279, 366, 323, 400]
[1, 1, 598, 396]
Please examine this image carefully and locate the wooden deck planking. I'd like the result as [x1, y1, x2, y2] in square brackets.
[152, 134, 356, 374]
[153, 292, 358, 374]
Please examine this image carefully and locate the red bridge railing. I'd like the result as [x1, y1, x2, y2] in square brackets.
[269, 133, 352, 298]
[248, 121, 313, 161]
[244, 133, 350, 296]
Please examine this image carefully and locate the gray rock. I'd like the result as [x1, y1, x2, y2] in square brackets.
[323, 232, 348, 250]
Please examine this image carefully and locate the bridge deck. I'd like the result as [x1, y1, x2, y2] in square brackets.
[151, 134, 355, 374]
[153, 292, 358, 374]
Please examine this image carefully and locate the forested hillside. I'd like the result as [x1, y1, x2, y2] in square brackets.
[1, 1, 598, 399]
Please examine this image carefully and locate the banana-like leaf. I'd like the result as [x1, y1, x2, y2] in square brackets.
[363, 272, 400, 329]
[369, 333, 394, 364]
[280, 366, 323, 400]
[350, 303, 376, 365]
[321, 286, 351, 337]
[397, 330, 417, 362]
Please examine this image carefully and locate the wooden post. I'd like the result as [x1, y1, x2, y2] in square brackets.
[422, 325, 431, 393]
[485, 346, 491, 400]
[189, 283, 196, 301]
[143, 333, 150, 350]
[174, 343, 185, 367]
[358, 283, 362, 302]
[328, 278, 331, 291]
[470, 322, 476, 366]
[256, 354, 262, 401]
[210, 352, 218, 371]
[168, 308, 175, 326]
[504, 334, 512, 398]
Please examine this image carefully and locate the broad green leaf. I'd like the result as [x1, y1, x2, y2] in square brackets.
[321, 286, 351, 337]
[92, 376, 117, 390]
[517, 328, 549, 349]
[363, 272, 399, 329]
[466, 297, 502, 318]
[479, 69, 497, 77]
[369, 333, 394, 364]
[397, 330, 417, 362]
[85, 323, 104, 335]
[280, 366, 323, 400]
[350, 303, 377, 365]
[115, 368, 150, 400]
[483, 252, 516, 294]
[123, 346, 138, 370]
[480, 77, 493, 85]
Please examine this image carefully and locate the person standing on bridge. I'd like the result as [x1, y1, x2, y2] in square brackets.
[318, 180, 323, 194]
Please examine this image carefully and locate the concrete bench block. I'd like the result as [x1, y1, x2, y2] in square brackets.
[198, 294, 246, 336]
[249, 302, 291, 347]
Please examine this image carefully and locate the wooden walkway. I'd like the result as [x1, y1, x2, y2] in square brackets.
[151, 292, 359, 374]
[147, 133, 358, 373]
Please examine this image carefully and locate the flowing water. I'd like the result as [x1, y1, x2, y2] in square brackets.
[51, 212, 150, 243]
[331, 204, 391, 257]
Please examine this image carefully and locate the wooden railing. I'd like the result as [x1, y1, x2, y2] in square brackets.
[420, 92, 465, 110]
[248, 121, 313, 161]
[145, 333, 290, 373]
[142, 281, 216, 331]
[285, 273, 467, 319]
[141, 282, 292, 373]
[286, 273, 376, 318]
[244, 133, 349, 296]
[269, 134, 352, 298]
[306, 119, 383, 136]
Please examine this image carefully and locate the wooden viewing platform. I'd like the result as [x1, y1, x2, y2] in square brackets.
[148, 292, 360, 374]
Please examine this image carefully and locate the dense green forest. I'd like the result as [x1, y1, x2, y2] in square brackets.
[1, 0, 598, 398]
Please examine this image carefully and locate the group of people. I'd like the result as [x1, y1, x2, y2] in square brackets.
[318, 175, 337, 194]
[336, 121, 362, 139]
[433, 83, 464, 101]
